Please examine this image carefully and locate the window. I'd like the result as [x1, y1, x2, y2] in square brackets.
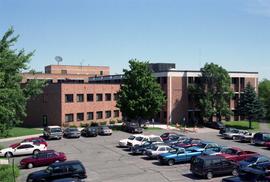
[105, 111, 111, 118]
[100, 71, 103, 75]
[77, 113, 84, 121]
[17, 144, 34, 149]
[113, 93, 118, 101]
[96, 94, 103, 101]
[87, 94, 94, 102]
[114, 110, 119, 117]
[65, 114, 74, 122]
[87, 112, 93, 120]
[96, 111, 103, 119]
[163, 77, 167, 84]
[77, 94, 84, 102]
[65, 94, 73, 103]
[188, 77, 194, 84]
[105, 93, 111, 101]
[159, 147, 165, 151]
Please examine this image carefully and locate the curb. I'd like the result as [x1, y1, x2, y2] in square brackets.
[0, 134, 42, 143]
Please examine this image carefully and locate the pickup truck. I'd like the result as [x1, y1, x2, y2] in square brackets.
[158, 147, 202, 166]
[217, 149, 258, 162]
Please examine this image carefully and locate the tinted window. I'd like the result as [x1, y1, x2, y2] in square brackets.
[212, 159, 222, 166]
[17, 144, 34, 149]
[135, 137, 143, 141]
[197, 143, 207, 148]
[158, 147, 165, 151]
[68, 164, 83, 172]
[51, 128, 62, 132]
[128, 136, 135, 140]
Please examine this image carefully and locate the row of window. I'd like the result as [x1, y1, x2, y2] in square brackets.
[65, 110, 120, 122]
[65, 93, 118, 103]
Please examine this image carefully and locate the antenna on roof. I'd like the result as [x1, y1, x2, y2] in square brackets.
[55, 56, 63, 65]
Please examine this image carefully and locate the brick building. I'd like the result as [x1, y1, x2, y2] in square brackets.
[23, 63, 258, 127]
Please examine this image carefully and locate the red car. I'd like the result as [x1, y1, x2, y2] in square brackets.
[264, 141, 270, 148]
[217, 147, 258, 162]
[10, 137, 48, 148]
[20, 150, 66, 169]
[174, 138, 201, 148]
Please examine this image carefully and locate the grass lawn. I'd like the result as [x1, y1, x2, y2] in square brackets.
[0, 127, 42, 138]
[223, 120, 260, 131]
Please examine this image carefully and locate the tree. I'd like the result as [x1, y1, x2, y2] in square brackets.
[259, 79, 270, 119]
[0, 27, 45, 136]
[238, 83, 264, 129]
[116, 59, 166, 124]
[191, 63, 233, 122]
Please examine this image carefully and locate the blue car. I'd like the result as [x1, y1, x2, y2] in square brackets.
[238, 155, 270, 170]
[158, 147, 202, 166]
[187, 141, 219, 152]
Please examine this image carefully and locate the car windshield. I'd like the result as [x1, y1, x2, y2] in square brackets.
[161, 133, 169, 137]
[245, 156, 258, 163]
[169, 148, 178, 154]
[183, 139, 191, 144]
[46, 166, 53, 173]
[101, 126, 109, 130]
[223, 148, 238, 155]
[69, 128, 78, 132]
[128, 136, 136, 140]
[51, 128, 61, 132]
[197, 143, 207, 148]
[150, 137, 162, 142]
[150, 145, 159, 151]
[135, 137, 144, 141]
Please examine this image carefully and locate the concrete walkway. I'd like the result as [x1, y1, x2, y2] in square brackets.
[0, 134, 42, 143]
[259, 121, 270, 132]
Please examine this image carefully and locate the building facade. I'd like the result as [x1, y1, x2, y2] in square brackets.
[23, 63, 258, 127]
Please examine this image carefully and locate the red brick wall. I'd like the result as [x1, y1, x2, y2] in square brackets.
[45, 65, 110, 75]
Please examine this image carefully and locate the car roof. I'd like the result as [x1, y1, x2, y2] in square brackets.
[39, 150, 56, 154]
[197, 155, 225, 160]
[47, 126, 61, 128]
[201, 141, 215, 144]
[50, 160, 82, 167]
[20, 142, 35, 145]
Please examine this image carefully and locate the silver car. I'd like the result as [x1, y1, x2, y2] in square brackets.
[43, 126, 63, 140]
[145, 145, 171, 159]
[98, 126, 112, 135]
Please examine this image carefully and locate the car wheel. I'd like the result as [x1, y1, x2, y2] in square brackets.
[206, 171, 213, 179]
[27, 163, 34, 169]
[232, 136, 236, 140]
[168, 159, 175, 166]
[33, 150, 40, 155]
[5, 152, 13, 158]
[232, 168, 238, 176]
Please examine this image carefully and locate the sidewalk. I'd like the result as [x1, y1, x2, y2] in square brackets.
[0, 134, 42, 143]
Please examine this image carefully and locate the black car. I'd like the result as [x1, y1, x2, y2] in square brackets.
[164, 134, 188, 146]
[52, 178, 82, 182]
[252, 132, 270, 146]
[63, 128, 81, 138]
[190, 155, 238, 179]
[122, 122, 143, 133]
[81, 127, 98, 137]
[205, 121, 225, 130]
[26, 160, 87, 182]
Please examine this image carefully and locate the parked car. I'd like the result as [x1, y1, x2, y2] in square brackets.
[63, 128, 81, 138]
[98, 126, 112, 135]
[164, 134, 188, 146]
[122, 122, 143, 133]
[145, 144, 172, 159]
[234, 132, 255, 143]
[252, 132, 270, 146]
[81, 126, 98, 137]
[118, 134, 144, 147]
[190, 155, 238, 179]
[0, 142, 47, 158]
[160, 132, 180, 141]
[204, 121, 225, 130]
[174, 138, 201, 148]
[202, 146, 228, 156]
[238, 155, 270, 170]
[223, 129, 247, 140]
[26, 160, 87, 182]
[127, 135, 163, 148]
[51, 178, 82, 182]
[219, 127, 236, 135]
[158, 147, 202, 166]
[43, 126, 63, 140]
[187, 141, 219, 152]
[131, 141, 164, 155]
[9, 137, 48, 148]
[217, 147, 258, 162]
[20, 150, 67, 169]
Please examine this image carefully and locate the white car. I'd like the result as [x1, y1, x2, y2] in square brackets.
[118, 134, 144, 147]
[0, 142, 47, 158]
[145, 144, 171, 159]
[127, 134, 163, 148]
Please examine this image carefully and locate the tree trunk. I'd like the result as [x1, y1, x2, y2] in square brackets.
[248, 117, 252, 129]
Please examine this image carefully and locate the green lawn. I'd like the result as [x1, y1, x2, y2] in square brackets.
[0, 127, 42, 138]
[223, 120, 260, 131]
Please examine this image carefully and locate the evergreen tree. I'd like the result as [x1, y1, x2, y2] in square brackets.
[0, 27, 45, 136]
[259, 79, 270, 119]
[238, 83, 264, 129]
[117, 59, 166, 123]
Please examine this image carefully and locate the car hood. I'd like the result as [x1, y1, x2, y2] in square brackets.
[217, 153, 233, 158]
[0, 147, 13, 153]
[203, 150, 219, 156]
[187, 146, 204, 152]
[120, 139, 128, 143]
[239, 161, 252, 168]
[28, 169, 49, 179]
[67, 131, 80, 134]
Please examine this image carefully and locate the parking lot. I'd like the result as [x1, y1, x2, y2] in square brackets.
[2, 128, 270, 182]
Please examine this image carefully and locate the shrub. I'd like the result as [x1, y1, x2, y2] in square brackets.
[109, 120, 116, 125]
[90, 122, 99, 127]
[117, 119, 123, 123]
[100, 121, 107, 126]
[0, 164, 20, 182]
[80, 123, 89, 128]
[69, 124, 77, 128]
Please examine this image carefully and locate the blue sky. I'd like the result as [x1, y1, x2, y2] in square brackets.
[0, 0, 270, 79]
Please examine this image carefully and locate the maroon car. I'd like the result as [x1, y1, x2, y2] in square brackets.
[20, 150, 66, 169]
[217, 147, 258, 162]
[10, 137, 48, 148]
[174, 138, 201, 148]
